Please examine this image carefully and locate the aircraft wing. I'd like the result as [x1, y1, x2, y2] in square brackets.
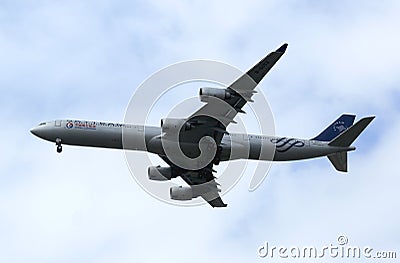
[159, 44, 288, 207]
[183, 43, 288, 147]
[180, 167, 227, 208]
[159, 156, 226, 207]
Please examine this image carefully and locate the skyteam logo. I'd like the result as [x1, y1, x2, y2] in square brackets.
[270, 137, 305, 152]
[333, 121, 347, 132]
[66, 122, 74, 129]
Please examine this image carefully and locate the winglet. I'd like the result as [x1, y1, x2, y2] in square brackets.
[276, 43, 288, 53]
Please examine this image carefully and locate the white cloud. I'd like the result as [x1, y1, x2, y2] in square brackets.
[0, 0, 399, 262]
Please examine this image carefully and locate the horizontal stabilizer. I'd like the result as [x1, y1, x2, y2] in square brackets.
[327, 152, 348, 172]
[329, 116, 375, 147]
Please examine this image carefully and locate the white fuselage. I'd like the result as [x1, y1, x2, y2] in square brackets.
[30, 120, 355, 162]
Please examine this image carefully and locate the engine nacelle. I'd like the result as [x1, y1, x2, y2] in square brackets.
[199, 87, 231, 102]
[148, 166, 173, 181]
[161, 118, 191, 132]
[170, 186, 193, 201]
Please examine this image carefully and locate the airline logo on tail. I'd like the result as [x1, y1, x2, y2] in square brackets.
[333, 121, 347, 132]
[312, 114, 356, 142]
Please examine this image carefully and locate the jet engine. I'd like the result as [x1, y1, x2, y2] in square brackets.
[199, 87, 231, 102]
[170, 186, 193, 201]
[161, 118, 191, 131]
[148, 166, 173, 181]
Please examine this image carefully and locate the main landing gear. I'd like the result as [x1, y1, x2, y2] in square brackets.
[56, 138, 62, 153]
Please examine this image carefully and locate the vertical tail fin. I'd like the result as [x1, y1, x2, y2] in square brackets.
[311, 114, 356, 142]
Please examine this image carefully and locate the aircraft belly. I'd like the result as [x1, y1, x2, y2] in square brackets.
[219, 137, 276, 161]
[61, 128, 123, 149]
[220, 136, 340, 162]
[59, 125, 151, 151]
[272, 146, 336, 161]
[122, 126, 149, 151]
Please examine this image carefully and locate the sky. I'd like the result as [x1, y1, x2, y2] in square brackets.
[1, 0, 399, 262]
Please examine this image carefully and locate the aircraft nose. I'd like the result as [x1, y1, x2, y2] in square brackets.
[31, 125, 48, 138]
[30, 123, 54, 142]
[30, 126, 40, 137]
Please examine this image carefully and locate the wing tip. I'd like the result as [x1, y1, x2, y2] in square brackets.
[212, 203, 228, 208]
[208, 197, 228, 208]
[276, 43, 288, 53]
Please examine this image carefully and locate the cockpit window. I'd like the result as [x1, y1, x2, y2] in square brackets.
[39, 122, 46, 126]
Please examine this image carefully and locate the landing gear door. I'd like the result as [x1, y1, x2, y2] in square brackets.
[55, 120, 62, 127]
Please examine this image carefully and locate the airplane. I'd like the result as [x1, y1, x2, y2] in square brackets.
[30, 43, 374, 207]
